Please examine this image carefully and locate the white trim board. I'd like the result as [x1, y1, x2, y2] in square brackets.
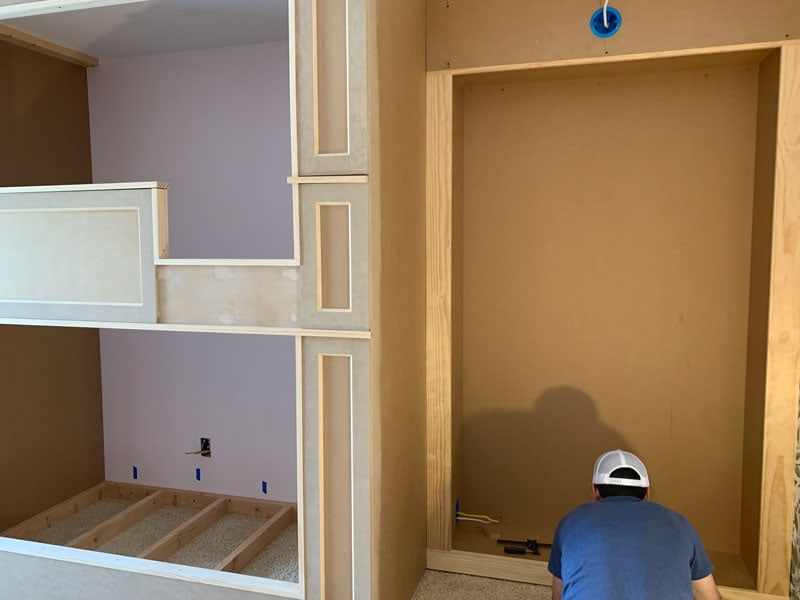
[0, 537, 301, 600]
[0, 317, 372, 339]
[0, 182, 168, 194]
[0, 0, 147, 19]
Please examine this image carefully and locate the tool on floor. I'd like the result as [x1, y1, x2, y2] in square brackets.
[504, 545, 538, 556]
[498, 538, 551, 555]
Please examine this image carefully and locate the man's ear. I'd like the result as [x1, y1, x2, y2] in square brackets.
[644, 488, 650, 500]
[592, 485, 602, 501]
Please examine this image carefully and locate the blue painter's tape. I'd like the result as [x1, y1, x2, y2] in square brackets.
[590, 6, 622, 38]
[195, 468, 201, 481]
[262, 481, 268, 495]
[132, 466, 138, 480]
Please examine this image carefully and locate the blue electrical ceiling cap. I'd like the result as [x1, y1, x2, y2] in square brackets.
[590, 6, 622, 38]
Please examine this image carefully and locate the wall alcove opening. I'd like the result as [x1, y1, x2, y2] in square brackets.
[434, 47, 794, 591]
[0, 325, 301, 594]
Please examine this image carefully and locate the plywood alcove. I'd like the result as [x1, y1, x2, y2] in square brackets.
[427, 43, 800, 598]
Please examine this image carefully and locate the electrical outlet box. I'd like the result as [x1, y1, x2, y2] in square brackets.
[200, 437, 211, 458]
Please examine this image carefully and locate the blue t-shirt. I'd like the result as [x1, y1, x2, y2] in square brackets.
[548, 496, 714, 600]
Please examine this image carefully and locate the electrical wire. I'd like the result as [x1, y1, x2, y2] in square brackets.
[456, 511, 499, 524]
[603, 0, 610, 28]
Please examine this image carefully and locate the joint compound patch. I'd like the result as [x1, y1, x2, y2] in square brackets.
[214, 266, 235, 281]
[218, 310, 236, 325]
[158, 268, 173, 280]
[281, 269, 299, 281]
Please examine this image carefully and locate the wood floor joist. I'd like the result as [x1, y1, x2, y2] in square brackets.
[216, 506, 295, 573]
[68, 490, 167, 550]
[138, 497, 228, 561]
[1, 482, 109, 540]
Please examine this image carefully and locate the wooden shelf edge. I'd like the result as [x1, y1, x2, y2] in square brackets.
[429, 39, 800, 77]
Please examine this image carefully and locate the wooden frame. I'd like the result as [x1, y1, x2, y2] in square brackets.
[426, 42, 800, 598]
[2, 481, 297, 575]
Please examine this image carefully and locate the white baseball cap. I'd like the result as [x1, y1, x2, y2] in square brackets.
[592, 449, 650, 488]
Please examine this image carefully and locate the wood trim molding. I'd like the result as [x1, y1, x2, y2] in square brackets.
[756, 43, 800, 596]
[429, 40, 800, 77]
[426, 72, 454, 551]
[426, 549, 552, 586]
[0, 24, 98, 67]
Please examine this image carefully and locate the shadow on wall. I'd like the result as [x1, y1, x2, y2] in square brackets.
[459, 386, 635, 542]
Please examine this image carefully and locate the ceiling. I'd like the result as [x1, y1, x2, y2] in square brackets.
[2, 0, 289, 58]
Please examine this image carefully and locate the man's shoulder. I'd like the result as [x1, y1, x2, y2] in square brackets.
[559, 499, 691, 526]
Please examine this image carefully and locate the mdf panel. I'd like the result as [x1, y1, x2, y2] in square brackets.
[313, 0, 348, 155]
[370, 0, 429, 597]
[0, 41, 92, 186]
[157, 265, 299, 328]
[0, 325, 103, 532]
[0, 543, 297, 600]
[0, 186, 160, 322]
[317, 204, 351, 311]
[427, 0, 800, 72]
[459, 64, 759, 554]
[302, 338, 370, 600]
[740, 50, 781, 582]
[319, 355, 353, 599]
[299, 183, 368, 330]
[0, 39, 103, 534]
[295, 0, 367, 175]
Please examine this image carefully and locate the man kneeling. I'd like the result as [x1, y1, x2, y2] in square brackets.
[548, 450, 721, 600]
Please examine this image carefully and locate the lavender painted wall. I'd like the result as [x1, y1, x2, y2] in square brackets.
[100, 331, 297, 501]
[91, 42, 298, 500]
[87, 41, 293, 259]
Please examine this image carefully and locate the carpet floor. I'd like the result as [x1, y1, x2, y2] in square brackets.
[412, 571, 551, 599]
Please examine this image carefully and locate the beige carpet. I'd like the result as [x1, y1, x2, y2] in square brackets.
[412, 570, 551, 599]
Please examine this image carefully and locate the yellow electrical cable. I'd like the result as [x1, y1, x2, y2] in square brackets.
[456, 511, 499, 524]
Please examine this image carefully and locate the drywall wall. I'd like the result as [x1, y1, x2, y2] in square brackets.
[458, 63, 759, 554]
[87, 41, 293, 259]
[100, 330, 297, 501]
[0, 40, 103, 532]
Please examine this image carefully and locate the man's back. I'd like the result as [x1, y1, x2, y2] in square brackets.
[548, 496, 713, 600]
